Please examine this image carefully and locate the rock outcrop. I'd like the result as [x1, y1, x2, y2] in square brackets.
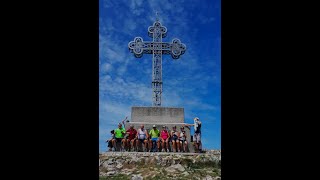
[99, 152, 221, 180]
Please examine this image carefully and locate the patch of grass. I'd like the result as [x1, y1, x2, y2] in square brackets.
[191, 176, 200, 180]
[99, 174, 130, 180]
[151, 174, 169, 180]
[175, 177, 194, 180]
[122, 163, 136, 169]
[155, 164, 163, 169]
[150, 174, 181, 180]
[142, 170, 159, 178]
[189, 160, 220, 169]
[181, 158, 193, 166]
[162, 168, 168, 176]
[136, 158, 146, 166]
[212, 168, 221, 176]
[211, 171, 218, 177]
[99, 167, 108, 173]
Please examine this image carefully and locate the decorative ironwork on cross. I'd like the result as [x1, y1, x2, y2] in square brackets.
[128, 18, 186, 107]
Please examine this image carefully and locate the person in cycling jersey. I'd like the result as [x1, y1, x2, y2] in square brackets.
[111, 122, 126, 151]
[149, 125, 160, 152]
[160, 125, 170, 152]
[125, 124, 137, 152]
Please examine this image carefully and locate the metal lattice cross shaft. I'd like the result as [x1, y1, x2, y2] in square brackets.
[128, 20, 186, 106]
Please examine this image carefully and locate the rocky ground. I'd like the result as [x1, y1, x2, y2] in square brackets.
[99, 152, 221, 180]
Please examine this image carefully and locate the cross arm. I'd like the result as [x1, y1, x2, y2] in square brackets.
[128, 37, 186, 59]
[128, 37, 171, 58]
[128, 37, 153, 58]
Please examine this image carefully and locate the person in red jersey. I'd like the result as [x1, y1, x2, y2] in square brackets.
[125, 124, 137, 152]
[159, 125, 170, 152]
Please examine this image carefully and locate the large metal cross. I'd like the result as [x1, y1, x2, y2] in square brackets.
[128, 19, 186, 106]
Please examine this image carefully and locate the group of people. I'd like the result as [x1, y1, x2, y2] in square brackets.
[106, 117, 202, 153]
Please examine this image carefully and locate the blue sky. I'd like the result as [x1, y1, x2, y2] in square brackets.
[99, 0, 220, 152]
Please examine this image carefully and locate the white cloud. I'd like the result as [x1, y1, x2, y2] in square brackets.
[102, 0, 115, 8]
[124, 18, 137, 31]
[185, 99, 218, 111]
[99, 34, 127, 64]
[99, 74, 152, 104]
[102, 101, 131, 117]
[100, 18, 115, 34]
[198, 15, 215, 24]
[129, 0, 144, 15]
[100, 62, 113, 73]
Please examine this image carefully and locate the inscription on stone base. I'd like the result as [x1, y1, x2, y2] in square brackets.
[131, 106, 184, 123]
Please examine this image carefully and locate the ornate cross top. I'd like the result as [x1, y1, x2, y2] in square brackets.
[155, 11, 159, 21]
[128, 19, 186, 107]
